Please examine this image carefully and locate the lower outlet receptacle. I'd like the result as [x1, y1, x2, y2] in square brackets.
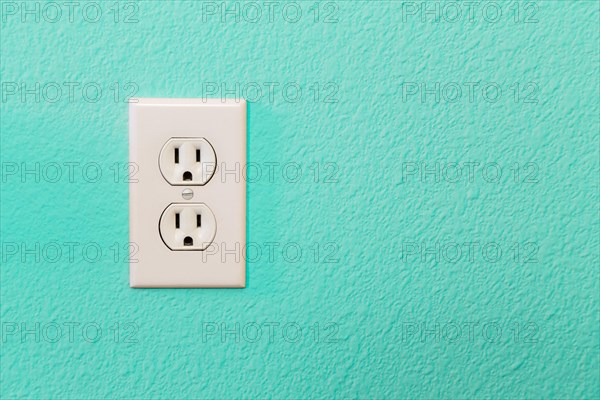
[159, 203, 216, 251]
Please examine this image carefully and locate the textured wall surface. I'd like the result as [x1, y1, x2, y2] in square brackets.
[1, 1, 599, 398]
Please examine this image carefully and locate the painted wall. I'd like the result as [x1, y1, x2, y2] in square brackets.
[1, 1, 598, 398]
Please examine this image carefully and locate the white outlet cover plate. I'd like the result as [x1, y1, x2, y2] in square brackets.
[129, 98, 246, 288]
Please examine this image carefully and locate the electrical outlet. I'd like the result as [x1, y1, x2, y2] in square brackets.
[159, 138, 217, 185]
[129, 98, 246, 288]
[159, 203, 217, 251]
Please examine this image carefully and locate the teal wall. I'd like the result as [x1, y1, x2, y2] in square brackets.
[1, 1, 599, 398]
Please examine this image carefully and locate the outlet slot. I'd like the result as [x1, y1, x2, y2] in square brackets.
[197, 215, 202, 227]
[184, 237, 193, 246]
[175, 213, 180, 228]
[196, 149, 201, 162]
[174, 148, 179, 163]
[183, 171, 192, 181]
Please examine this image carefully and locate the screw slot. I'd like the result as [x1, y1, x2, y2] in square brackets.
[182, 189, 194, 200]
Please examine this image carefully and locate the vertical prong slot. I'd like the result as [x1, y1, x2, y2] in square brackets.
[197, 214, 202, 227]
[175, 213, 180, 229]
[196, 149, 201, 162]
[174, 148, 179, 164]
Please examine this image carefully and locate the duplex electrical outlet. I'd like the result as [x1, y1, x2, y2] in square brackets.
[129, 98, 246, 288]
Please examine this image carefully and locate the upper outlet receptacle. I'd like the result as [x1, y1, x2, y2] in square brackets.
[159, 137, 217, 185]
